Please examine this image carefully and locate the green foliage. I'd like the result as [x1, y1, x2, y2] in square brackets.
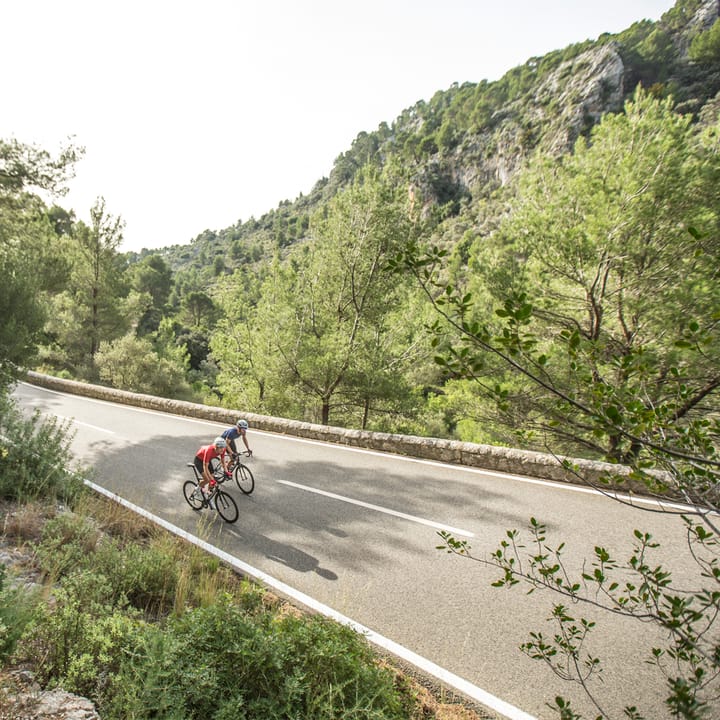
[131, 253, 174, 335]
[689, 19, 720, 64]
[95, 332, 192, 399]
[34, 511, 102, 577]
[132, 253, 173, 308]
[445, 88, 720, 460]
[661, 0, 707, 33]
[0, 248, 47, 388]
[181, 290, 217, 329]
[619, 21, 677, 85]
[0, 565, 39, 664]
[40, 199, 136, 379]
[35, 513, 179, 617]
[95, 538, 180, 616]
[0, 138, 83, 389]
[0, 394, 84, 504]
[104, 600, 406, 720]
[212, 167, 429, 427]
[23, 569, 144, 699]
[0, 138, 82, 197]
[473, 513, 720, 719]
[13, 502, 421, 719]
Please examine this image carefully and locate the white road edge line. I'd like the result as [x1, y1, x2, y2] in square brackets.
[278, 479, 475, 538]
[85, 479, 536, 720]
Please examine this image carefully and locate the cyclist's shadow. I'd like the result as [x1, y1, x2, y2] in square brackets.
[246, 530, 336, 580]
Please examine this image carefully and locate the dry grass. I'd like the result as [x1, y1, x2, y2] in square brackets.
[0, 672, 27, 720]
[75, 493, 157, 541]
[1, 501, 55, 545]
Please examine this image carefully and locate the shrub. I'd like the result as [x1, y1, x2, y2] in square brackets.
[34, 511, 102, 579]
[0, 394, 84, 504]
[94, 538, 179, 617]
[102, 598, 407, 720]
[8, 480, 434, 718]
[689, 19, 720, 64]
[20, 570, 144, 699]
[0, 565, 39, 664]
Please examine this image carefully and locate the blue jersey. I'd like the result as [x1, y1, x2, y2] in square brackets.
[221, 426, 241, 441]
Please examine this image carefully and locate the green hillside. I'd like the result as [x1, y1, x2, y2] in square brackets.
[148, 0, 720, 280]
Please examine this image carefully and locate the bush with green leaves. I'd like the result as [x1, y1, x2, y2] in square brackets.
[95, 539, 180, 617]
[17, 505, 418, 719]
[20, 565, 414, 719]
[689, 18, 720, 64]
[0, 564, 40, 664]
[0, 393, 84, 503]
[35, 511, 180, 617]
[21, 570, 145, 700]
[95, 332, 192, 399]
[34, 511, 102, 578]
[104, 598, 409, 720]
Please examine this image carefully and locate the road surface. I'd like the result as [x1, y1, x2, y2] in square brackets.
[13, 381, 698, 719]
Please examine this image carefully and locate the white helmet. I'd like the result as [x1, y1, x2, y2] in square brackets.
[236, 419, 249, 430]
[213, 436, 227, 448]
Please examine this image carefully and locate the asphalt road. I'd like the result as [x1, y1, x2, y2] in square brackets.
[13, 381, 699, 720]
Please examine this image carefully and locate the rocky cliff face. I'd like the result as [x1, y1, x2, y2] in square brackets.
[674, 0, 719, 54]
[490, 42, 626, 186]
[532, 42, 626, 154]
[416, 0, 720, 210]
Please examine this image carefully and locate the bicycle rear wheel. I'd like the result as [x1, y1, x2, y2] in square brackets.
[183, 480, 204, 511]
[234, 463, 255, 495]
[214, 490, 239, 523]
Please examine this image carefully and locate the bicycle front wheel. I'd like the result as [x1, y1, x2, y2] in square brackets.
[234, 463, 255, 495]
[209, 459, 226, 483]
[183, 480, 204, 511]
[214, 490, 239, 523]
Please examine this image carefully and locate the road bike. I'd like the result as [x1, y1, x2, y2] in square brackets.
[184, 464, 239, 523]
[213, 450, 255, 495]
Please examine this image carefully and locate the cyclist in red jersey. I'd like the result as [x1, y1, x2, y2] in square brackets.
[193, 436, 227, 496]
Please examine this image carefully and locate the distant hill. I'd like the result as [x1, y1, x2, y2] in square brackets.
[132, 0, 720, 280]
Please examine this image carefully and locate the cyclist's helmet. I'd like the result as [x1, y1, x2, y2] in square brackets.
[236, 419, 249, 430]
[213, 436, 227, 448]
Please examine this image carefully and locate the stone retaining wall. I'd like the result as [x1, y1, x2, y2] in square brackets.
[26, 371, 646, 493]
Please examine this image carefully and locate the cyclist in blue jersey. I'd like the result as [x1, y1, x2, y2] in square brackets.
[221, 418, 252, 465]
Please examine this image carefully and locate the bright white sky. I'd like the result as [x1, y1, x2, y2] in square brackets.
[3, 0, 676, 253]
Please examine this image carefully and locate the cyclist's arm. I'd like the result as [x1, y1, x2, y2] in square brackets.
[221, 449, 231, 472]
[241, 431, 252, 454]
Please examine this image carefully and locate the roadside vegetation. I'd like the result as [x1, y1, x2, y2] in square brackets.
[0, 396, 485, 720]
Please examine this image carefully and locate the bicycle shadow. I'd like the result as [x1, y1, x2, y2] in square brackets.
[181, 506, 339, 580]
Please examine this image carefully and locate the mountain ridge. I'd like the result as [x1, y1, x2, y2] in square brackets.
[140, 0, 720, 280]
